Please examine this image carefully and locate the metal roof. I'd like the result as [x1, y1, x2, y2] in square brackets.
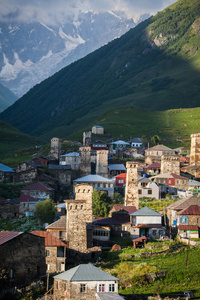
[129, 138, 143, 143]
[48, 164, 71, 170]
[147, 144, 173, 151]
[31, 231, 67, 247]
[97, 293, 125, 300]
[130, 206, 161, 216]
[46, 216, 66, 230]
[54, 264, 118, 281]
[177, 205, 200, 215]
[0, 163, 15, 173]
[22, 182, 55, 191]
[111, 140, 130, 145]
[0, 232, 22, 245]
[93, 125, 103, 128]
[60, 152, 79, 157]
[108, 164, 126, 171]
[74, 175, 113, 183]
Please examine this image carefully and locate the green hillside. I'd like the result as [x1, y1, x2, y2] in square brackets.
[66, 106, 200, 148]
[1, 0, 200, 140]
[0, 119, 43, 160]
[0, 83, 17, 112]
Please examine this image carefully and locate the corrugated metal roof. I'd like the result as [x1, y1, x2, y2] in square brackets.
[0, 163, 15, 173]
[177, 205, 200, 215]
[31, 231, 67, 247]
[97, 293, 125, 300]
[178, 225, 198, 231]
[130, 206, 161, 216]
[46, 216, 66, 230]
[22, 182, 54, 191]
[74, 175, 113, 183]
[0, 231, 22, 245]
[54, 264, 118, 281]
[167, 196, 200, 211]
[111, 140, 130, 145]
[108, 164, 126, 171]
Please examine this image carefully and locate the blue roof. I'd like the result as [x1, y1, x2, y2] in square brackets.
[60, 152, 79, 157]
[130, 206, 162, 216]
[0, 163, 15, 173]
[93, 125, 103, 128]
[54, 264, 118, 281]
[108, 164, 126, 171]
[74, 174, 113, 183]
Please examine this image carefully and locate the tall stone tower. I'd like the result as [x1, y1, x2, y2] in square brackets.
[79, 146, 91, 176]
[50, 137, 61, 159]
[65, 184, 93, 253]
[83, 131, 92, 146]
[124, 162, 139, 209]
[96, 150, 108, 178]
[190, 133, 200, 165]
[161, 155, 180, 175]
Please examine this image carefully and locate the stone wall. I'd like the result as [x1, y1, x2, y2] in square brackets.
[190, 133, 200, 165]
[46, 246, 66, 273]
[50, 137, 61, 160]
[161, 155, 180, 175]
[124, 162, 139, 208]
[83, 131, 92, 146]
[0, 203, 19, 219]
[96, 150, 108, 178]
[79, 147, 91, 177]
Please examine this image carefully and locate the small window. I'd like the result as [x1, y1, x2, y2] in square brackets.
[138, 189, 142, 194]
[70, 205, 72, 210]
[81, 205, 83, 210]
[80, 284, 86, 293]
[46, 249, 50, 257]
[109, 284, 115, 292]
[98, 284, 105, 292]
[148, 190, 152, 195]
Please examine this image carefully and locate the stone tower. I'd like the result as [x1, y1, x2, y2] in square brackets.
[124, 162, 139, 209]
[79, 146, 91, 176]
[50, 137, 61, 159]
[96, 150, 108, 178]
[161, 155, 180, 175]
[190, 133, 200, 165]
[83, 131, 92, 146]
[65, 184, 93, 253]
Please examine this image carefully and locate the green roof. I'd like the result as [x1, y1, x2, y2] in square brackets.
[54, 264, 118, 281]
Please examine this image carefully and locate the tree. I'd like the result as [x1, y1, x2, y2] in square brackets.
[151, 135, 161, 146]
[92, 190, 111, 217]
[35, 199, 56, 224]
[112, 192, 124, 204]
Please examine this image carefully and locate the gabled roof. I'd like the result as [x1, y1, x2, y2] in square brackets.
[46, 216, 66, 230]
[48, 164, 71, 170]
[167, 196, 200, 211]
[108, 164, 126, 171]
[93, 125, 103, 128]
[177, 205, 200, 215]
[111, 140, 130, 145]
[22, 182, 54, 191]
[112, 205, 136, 214]
[31, 231, 67, 247]
[129, 138, 143, 143]
[60, 152, 79, 157]
[97, 293, 125, 300]
[74, 175, 113, 183]
[54, 264, 118, 281]
[0, 163, 15, 173]
[144, 162, 161, 169]
[147, 144, 173, 151]
[0, 231, 22, 245]
[130, 206, 161, 216]
[151, 173, 186, 180]
[115, 173, 126, 179]
[19, 195, 39, 203]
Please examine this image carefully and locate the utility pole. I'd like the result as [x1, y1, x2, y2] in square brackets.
[186, 238, 190, 268]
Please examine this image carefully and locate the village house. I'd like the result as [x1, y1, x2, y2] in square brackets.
[0, 232, 46, 289]
[15, 161, 42, 183]
[21, 182, 55, 200]
[143, 162, 161, 176]
[0, 198, 19, 219]
[59, 152, 79, 170]
[108, 164, 126, 177]
[31, 231, 67, 273]
[151, 173, 189, 191]
[110, 140, 131, 154]
[129, 206, 165, 239]
[138, 177, 160, 199]
[46, 216, 67, 241]
[115, 173, 126, 188]
[90, 140, 109, 150]
[174, 147, 190, 156]
[53, 264, 124, 300]
[74, 175, 114, 197]
[48, 164, 71, 186]
[92, 125, 104, 135]
[145, 144, 175, 164]
[176, 205, 200, 239]
[128, 137, 143, 149]
[0, 163, 15, 182]
[19, 194, 39, 217]
[122, 147, 144, 159]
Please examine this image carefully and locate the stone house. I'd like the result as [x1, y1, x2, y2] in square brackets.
[166, 196, 200, 227]
[0, 198, 19, 219]
[177, 205, 200, 239]
[21, 182, 55, 200]
[31, 231, 67, 273]
[48, 164, 71, 186]
[0, 163, 15, 182]
[129, 206, 165, 239]
[92, 125, 104, 134]
[0, 232, 45, 288]
[59, 152, 79, 170]
[74, 175, 114, 197]
[19, 194, 39, 217]
[90, 140, 109, 150]
[143, 162, 161, 176]
[138, 177, 160, 199]
[108, 164, 126, 177]
[15, 161, 42, 183]
[145, 144, 175, 165]
[53, 264, 124, 300]
[110, 140, 130, 154]
[151, 173, 189, 190]
[46, 216, 67, 241]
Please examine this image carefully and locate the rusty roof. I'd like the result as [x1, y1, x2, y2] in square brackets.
[19, 195, 39, 203]
[135, 224, 163, 229]
[177, 205, 200, 215]
[0, 231, 22, 245]
[31, 231, 67, 247]
[132, 236, 147, 242]
[112, 205, 137, 214]
[22, 182, 54, 191]
[144, 162, 161, 169]
[178, 225, 199, 231]
[167, 196, 200, 211]
[46, 216, 66, 230]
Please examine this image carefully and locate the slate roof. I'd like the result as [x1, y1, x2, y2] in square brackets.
[167, 196, 200, 211]
[129, 138, 143, 143]
[31, 231, 67, 247]
[46, 216, 66, 230]
[48, 164, 71, 170]
[151, 173, 186, 180]
[0, 231, 22, 245]
[178, 225, 198, 231]
[130, 206, 161, 216]
[97, 293, 125, 300]
[108, 164, 126, 171]
[22, 182, 54, 191]
[148, 144, 173, 151]
[177, 205, 200, 215]
[74, 175, 113, 183]
[144, 162, 161, 169]
[54, 264, 118, 281]
[0, 163, 15, 173]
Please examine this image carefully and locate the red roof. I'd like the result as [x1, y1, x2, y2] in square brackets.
[144, 163, 161, 169]
[112, 244, 121, 251]
[112, 205, 137, 214]
[115, 173, 127, 179]
[171, 173, 187, 180]
[20, 195, 39, 203]
[178, 225, 199, 231]
[31, 231, 67, 247]
[132, 236, 147, 242]
[22, 182, 54, 191]
[177, 205, 200, 215]
[0, 231, 22, 245]
[136, 224, 162, 228]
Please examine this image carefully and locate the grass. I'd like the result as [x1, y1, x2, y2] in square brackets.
[0, 217, 43, 232]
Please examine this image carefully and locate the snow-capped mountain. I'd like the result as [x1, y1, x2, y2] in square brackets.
[0, 10, 149, 97]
